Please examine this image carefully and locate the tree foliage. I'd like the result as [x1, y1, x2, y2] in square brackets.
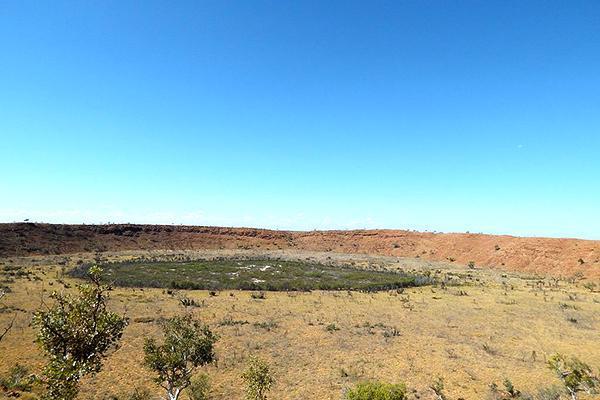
[143, 314, 218, 400]
[32, 266, 128, 400]
[241, 357, 274, 400]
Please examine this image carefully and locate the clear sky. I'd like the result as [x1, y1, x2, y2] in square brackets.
[1, 1, 599, 239]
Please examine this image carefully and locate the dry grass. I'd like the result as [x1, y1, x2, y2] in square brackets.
[0, 250, 599, 400]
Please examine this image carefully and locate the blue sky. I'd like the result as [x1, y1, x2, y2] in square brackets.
[1, 1, 599, 238]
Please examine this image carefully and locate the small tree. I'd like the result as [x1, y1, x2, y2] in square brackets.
[33, 266, 128, 400]
[241, 357, 274, 400]
[0, 290, 15, 343]
[547, 353, 599, 400]
[143, 314, 218, 400]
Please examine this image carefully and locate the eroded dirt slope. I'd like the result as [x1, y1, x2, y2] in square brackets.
[1, 223, 599, 278]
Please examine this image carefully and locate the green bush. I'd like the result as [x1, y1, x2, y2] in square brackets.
[547, 353, 599, 399]
[188, 374, 211, 400]
[488, 379, 532, 399]
[345, 381, 407, 400]
[0, 364, 34, 392]
[241, 357, 274, 400]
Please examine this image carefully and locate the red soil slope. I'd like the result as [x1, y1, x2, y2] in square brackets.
[1, 223, 599, 278]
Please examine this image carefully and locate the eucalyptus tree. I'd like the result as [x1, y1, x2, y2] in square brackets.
[33, 266, 128, 399]
[143, 314, 218, 400]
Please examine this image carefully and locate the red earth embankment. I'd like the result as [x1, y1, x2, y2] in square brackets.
[1, 223, 598, 278]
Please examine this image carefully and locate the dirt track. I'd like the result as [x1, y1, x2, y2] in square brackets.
[1, 223, 599, 278]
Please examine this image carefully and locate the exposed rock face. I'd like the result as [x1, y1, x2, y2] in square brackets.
[1, 223, 599, 278]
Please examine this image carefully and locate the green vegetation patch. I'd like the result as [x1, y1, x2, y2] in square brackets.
[345, 381, 407, 400]
[70, 259, 431, 291]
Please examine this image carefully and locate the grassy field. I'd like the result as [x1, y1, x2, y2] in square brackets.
[69, 259, 428, 291]
[1, 250, 599, 400]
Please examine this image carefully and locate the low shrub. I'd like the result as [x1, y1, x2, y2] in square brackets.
[251, 291, 266, 300]
[536, 386, 562, 400]
[488, 379, 535, 400]
[253, 321, 278, 331]
[129, 387, 152, 400]
[547, 353, 599, 399]
[179, 296, 202, 308]
[105, 387, 152, 400]
[345, 381, 407, 400]
[218, 317, 249, 327]
[0, 364, 34, 392]
[188, 373, 211, 400]
[430, 377, 447, 400]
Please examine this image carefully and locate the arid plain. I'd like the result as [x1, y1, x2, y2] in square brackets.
[0, 224, 599, 399]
